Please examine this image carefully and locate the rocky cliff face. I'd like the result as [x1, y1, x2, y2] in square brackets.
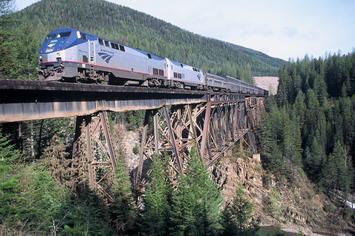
[214, 150, 349, 235]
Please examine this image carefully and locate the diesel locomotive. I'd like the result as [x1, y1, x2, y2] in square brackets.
[39, 27, 267, 96]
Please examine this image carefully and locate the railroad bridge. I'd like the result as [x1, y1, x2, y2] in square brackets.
[0, 80, 265, 200]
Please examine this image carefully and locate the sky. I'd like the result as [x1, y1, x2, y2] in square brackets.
[15, 0, 355, 60]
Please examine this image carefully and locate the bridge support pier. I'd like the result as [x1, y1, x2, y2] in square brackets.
[134, 97, 265, 191]
[72, 111, 117, 201]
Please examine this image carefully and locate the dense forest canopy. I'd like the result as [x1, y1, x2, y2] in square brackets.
[0, 0, 284, 82]
[261, 53, 355, 198]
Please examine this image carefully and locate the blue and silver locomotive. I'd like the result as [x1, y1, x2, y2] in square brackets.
[39, 27, 267, 96]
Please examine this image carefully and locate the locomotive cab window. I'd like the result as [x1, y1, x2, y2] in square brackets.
[99, 39, 103, 45]
[46, 31, 71, 40]
[80, 33, 87, 40]
[104, 40, 110, 47]
[153, 68, 159, 75]
[147, 53, 151, 59]
[158, 69, 164, 76]
[119, 45, 125, 51]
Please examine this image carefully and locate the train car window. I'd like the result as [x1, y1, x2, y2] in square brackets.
[153, 68, 159, 75]
[119, 45, 125, 51]
[159, 69, 164, 76]
[180, 64, 183, 68]
[111, 42, 119, 50]
[99, 39, 103, 45]
[147, 53, 151, 59]
[177, 73, 182, 79]
[174, 72, 178, 78]
[104, 41, 110, 47]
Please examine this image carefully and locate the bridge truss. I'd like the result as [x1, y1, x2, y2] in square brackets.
[0, 80, 265, 201]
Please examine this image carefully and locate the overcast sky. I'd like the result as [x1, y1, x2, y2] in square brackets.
[15, 0, 355, 60]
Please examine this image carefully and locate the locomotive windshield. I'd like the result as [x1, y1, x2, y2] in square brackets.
[46, 31, 71, 40]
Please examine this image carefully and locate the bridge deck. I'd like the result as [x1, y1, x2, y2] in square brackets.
[0, 79, 207, 94]
[0, 80, 248, 123]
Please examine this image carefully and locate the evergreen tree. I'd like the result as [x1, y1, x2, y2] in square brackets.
[320, 141, 351, 194]
[293, 91, 306, 125]
[111, 157, 137, 234]
[142, 155, 170, 235]
[59, 187, 113, 235]
[222, 186, 259, 235]
[170, 148, 223, 235]
[0, 129, 70, 233]
[304, 131, 324, 181]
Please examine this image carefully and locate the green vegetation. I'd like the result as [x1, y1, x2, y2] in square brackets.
[1, 123, 260, 235]
[170, 148, 223, 235]
[111, 156, 137, 234]
[0, 129, 114, 234]
[222, 186, 259, 235]
[261, 53, 354, 200]
[0, 0, 284, 82]
[0, 130, 66, 233]
[141, 155, 170, 235]
[265, 189, 282, 219]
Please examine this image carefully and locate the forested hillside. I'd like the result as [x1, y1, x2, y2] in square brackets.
[260, 53, 355, 221]
[0, 0, 284, 82]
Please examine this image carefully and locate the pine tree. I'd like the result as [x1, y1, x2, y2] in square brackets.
[111, 157, 137, 234]
[142, 155, 170, 235]
[222, 186, 258, 235]
[0, 129, 21, 225]
[293, 91, 306, 125]
[320, 141, 351, 194]
[304, 131, 324, 181]
[169, 148, 223, 235]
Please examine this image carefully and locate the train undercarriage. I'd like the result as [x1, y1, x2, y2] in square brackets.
[39, 63, 209, 91]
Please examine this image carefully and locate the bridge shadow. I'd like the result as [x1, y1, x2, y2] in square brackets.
[130, 157, 152, 191]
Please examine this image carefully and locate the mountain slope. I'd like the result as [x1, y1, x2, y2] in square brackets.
[10, 0, 285, 80]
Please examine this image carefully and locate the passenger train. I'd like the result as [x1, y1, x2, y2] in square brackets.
[38, 27, 267, 96]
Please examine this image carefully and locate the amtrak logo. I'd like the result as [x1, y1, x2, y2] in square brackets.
[98, 51, 114, 63]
